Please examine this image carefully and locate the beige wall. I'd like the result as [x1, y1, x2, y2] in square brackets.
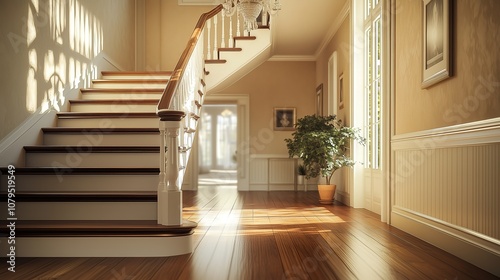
[316, 14, 351, 124]
[218, 61, 316, 155]
[395, 0, 500, 134]
[144, 0, 214, 70]
[0, 0, 136, 140]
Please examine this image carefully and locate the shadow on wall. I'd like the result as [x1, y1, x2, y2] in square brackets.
[2, 0, 103, 138]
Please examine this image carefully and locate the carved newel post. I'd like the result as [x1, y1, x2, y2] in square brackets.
[157, 110, 185, 226]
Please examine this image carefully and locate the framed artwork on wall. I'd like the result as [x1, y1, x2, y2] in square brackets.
[273, 107, 296, 131]
[316, 84, 323, 116]
[338, 73, 344, 109]
[422, 0, 452, 88]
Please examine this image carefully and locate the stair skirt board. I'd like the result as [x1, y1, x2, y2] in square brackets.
[0, 202, 157, 220]
[0, 235, 193, 257]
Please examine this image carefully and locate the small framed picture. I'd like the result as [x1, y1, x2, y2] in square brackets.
[338, 73, 344, 109]
[422, 0, 451, 88]
[316, 84, 323, 116]
[273, 107, 296, 131]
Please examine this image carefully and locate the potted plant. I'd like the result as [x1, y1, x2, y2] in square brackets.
[297, 163, 306, 189]
[284, 114, 365, 204]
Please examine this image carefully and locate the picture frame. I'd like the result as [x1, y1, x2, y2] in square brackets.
[316, 84, 323, 116]
[338, 73, 344, 109]
[422, 0, 451, 88]
[273, 107, 296, 131]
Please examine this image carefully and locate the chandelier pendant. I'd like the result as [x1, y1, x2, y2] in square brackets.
[222, 0, 281, 32]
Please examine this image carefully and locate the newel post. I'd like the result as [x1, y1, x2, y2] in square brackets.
[157, 110, 186, 226]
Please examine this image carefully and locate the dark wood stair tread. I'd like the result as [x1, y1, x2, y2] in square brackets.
[57, 112, 158, 118]
[24, 146, 160, 153]
[69, 99, 159, 104]
[0, 220, 197, 237]
[234, 36, 256, 40]
[91, 79, 169, 84]
[101, 71, 173, 76]
[0, 167, 159, 175]
[219, 47, 242, 52]
[205, 59, 227, 64]
[42, 127, 159, 134]
[80, 88, 163, 93]
[0, 191, 157, 202]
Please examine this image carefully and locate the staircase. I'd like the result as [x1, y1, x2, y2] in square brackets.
[0, 4, 273, 257]
[0, 72, 196, 257]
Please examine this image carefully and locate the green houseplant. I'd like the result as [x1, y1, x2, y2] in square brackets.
[284, 114, 365, 203]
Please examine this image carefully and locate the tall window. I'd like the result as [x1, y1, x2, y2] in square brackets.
[364, 0, 382, 169]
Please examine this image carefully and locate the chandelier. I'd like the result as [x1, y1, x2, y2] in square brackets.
[222, 0, 282, 32]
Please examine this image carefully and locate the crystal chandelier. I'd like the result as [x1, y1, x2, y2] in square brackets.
[222, 0, 282, 32]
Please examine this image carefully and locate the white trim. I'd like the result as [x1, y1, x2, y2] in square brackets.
[250, 154, 289, 159]
[392, 117, 500, 150]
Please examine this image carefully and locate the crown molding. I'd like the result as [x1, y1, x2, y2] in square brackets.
[314, 0, 350, 60]
[268, 55, 316, 62]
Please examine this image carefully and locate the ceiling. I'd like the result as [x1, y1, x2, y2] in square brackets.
[270, 0, 349, 60]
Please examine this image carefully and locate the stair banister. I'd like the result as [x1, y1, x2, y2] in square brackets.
[156, 5, 223, 226]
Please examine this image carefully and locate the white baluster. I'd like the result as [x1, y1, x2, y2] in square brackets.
[213, 14, 218, 59]
[158, 123, 167, 192]
[229, 12, 234, 48]
[236, 9, 241, 37]
[221, 12, 226, 48]
[207, 18, 212, 60]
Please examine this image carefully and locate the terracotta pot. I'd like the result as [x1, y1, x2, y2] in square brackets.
[318, 184, 336, 204]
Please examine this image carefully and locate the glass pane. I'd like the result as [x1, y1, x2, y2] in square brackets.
[365, 0, 371, 19]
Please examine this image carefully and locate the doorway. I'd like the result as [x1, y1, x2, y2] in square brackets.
[197, 104, 238, 188]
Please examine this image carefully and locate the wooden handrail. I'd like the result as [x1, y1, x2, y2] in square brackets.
[157, 4, 223, 111]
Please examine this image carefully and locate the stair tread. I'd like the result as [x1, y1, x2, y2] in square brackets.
[69, 99, 159, 104]
[234, 36, 257, 40]
[92, 79, 169, 83]
[24, 145, 160, 152]
[101, 71, 173, 76]
[0, 220, 197, 236]
[81, 88, 163, 93]
[57, 112, 158, 118]
[219, 47, 242, 52]
[0, 167, 159, 174]
[0, 191, 157, 202]
[205, 59, 227, 64]
[42, 127, 159, 133]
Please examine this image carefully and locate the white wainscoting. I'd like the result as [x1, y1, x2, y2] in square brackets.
[249, 155, 297, 191]
[391, 117, 500, 277]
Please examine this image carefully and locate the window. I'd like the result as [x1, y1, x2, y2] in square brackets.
[364, 0, 382, 169]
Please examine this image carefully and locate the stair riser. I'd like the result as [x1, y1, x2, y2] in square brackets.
[70, 103, 157, 112]
[44, 133, 159, 146]
[81, 92, 162, 100]
[0, 236, 193, 257]
[0, 174, 158, 192]
[0, 202, 156, 220]
[26, 153, 159, 168]
[57, 118, 159, 128]
[91, 83, 166, 89]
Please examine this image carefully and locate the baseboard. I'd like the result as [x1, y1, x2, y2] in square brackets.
[392, 206, 500, 277]
[0, 52, 124, 166]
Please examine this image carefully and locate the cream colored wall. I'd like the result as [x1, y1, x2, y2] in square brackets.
[216, 61, 316, 155]
[316, 14, 351, 123]
[144, 0, 214, 70]
[395, 0, 500, 134]
[0, 0, 136, 140]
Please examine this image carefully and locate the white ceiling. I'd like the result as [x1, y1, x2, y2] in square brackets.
[269, 0, 349, 60]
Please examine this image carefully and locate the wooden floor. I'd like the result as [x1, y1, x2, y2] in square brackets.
[1, 186, 497, 280]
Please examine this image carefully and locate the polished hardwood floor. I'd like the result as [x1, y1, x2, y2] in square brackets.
[1, 186, 498, 280]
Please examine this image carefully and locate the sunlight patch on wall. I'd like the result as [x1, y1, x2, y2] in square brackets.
[25, 0, 103, 114]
